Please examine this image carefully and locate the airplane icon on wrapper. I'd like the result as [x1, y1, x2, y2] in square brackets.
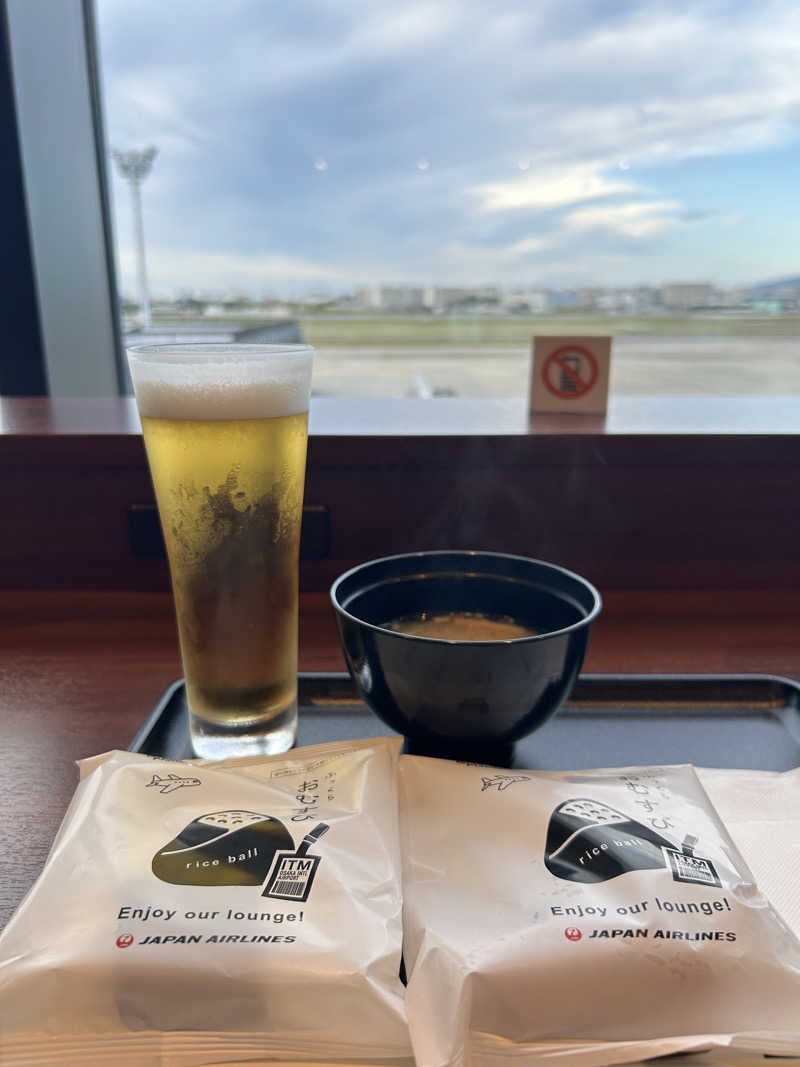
[146, 773, 202, 795]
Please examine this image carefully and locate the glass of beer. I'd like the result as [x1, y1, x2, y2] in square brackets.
[126, 343, 313, 759]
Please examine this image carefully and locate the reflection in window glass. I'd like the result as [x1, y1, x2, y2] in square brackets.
[95, 0, 800, 398]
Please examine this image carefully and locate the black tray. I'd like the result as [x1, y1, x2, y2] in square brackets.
[129, 672, 800, 770]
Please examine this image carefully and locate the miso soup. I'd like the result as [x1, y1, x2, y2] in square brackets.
[383, 611, 538, 641]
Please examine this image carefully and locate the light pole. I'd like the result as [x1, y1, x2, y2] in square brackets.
[112, 147, 158, 329]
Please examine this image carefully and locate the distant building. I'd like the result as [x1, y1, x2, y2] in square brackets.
[350, 289, 375, 309]
[661, 283, 716, 311]
[373, 286, 426, 311]
[548, 289, 580, 309]
[426, 286, 500, 311]
[716, 289, 748, 309]
[578, 288, 604, 310]
[631, 287, 661, 313]
[597, 291, 626, 313]
[577, 287, 661, 314]
[502, 290, 550, 313]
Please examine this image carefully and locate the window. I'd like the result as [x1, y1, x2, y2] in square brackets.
[4, 2, 799, 402]
[93, 0, 800, 401]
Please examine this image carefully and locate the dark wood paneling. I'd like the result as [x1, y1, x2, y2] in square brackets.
[301, 446, 798, 591]
[1, 429, 798, 590]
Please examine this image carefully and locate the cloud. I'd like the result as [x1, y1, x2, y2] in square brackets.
[565, 199, 685, 238]
[507, 234, 553, 256]
[472, 164, 641, 213]
[96, 0, 800, 291]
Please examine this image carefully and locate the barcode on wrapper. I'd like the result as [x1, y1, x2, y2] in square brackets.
[270, 878, 306, 898]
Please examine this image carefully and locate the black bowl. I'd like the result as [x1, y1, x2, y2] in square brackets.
[330, 551, 602, 764]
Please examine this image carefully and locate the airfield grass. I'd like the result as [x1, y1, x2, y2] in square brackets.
[299, 313, 800, 346]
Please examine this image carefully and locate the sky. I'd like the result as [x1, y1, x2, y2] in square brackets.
[96, 0, 800, 300]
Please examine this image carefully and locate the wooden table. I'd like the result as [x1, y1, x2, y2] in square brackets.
[1, 586, 798, 932]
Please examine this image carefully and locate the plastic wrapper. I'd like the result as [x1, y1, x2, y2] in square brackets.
[698, 766, 800, 941]
[399, 758, 800, 1067]
[0, 738, 412, 1066]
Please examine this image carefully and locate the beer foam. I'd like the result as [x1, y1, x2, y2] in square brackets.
[128, 345, 313, 420]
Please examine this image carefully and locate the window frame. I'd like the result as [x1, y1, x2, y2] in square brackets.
[3, 0, 122, 397]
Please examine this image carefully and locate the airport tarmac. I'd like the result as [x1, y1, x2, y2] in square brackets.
[310, 335, 800, 397]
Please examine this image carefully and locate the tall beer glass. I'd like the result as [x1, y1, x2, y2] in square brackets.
[127, 343, 313, 758]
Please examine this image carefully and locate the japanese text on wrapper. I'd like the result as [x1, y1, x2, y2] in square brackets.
[620, 773, 675, 833]
[292, 771, 337, 821]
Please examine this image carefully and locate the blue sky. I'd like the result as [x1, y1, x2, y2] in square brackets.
[96, 0, 800, 298]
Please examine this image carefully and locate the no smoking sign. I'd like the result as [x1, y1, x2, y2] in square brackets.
[530, 335, 611, 415]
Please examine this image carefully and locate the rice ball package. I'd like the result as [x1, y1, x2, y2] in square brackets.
[698, 765, 800, 941]
[399, 757, 800, 1067]
[0, 737, 412, 1066]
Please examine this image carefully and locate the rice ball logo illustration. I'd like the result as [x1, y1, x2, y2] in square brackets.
[545, 798, 673, 883]
[152, 810, 293, 886]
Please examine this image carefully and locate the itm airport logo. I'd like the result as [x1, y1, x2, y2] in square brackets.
[152, 809, 329, 901]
